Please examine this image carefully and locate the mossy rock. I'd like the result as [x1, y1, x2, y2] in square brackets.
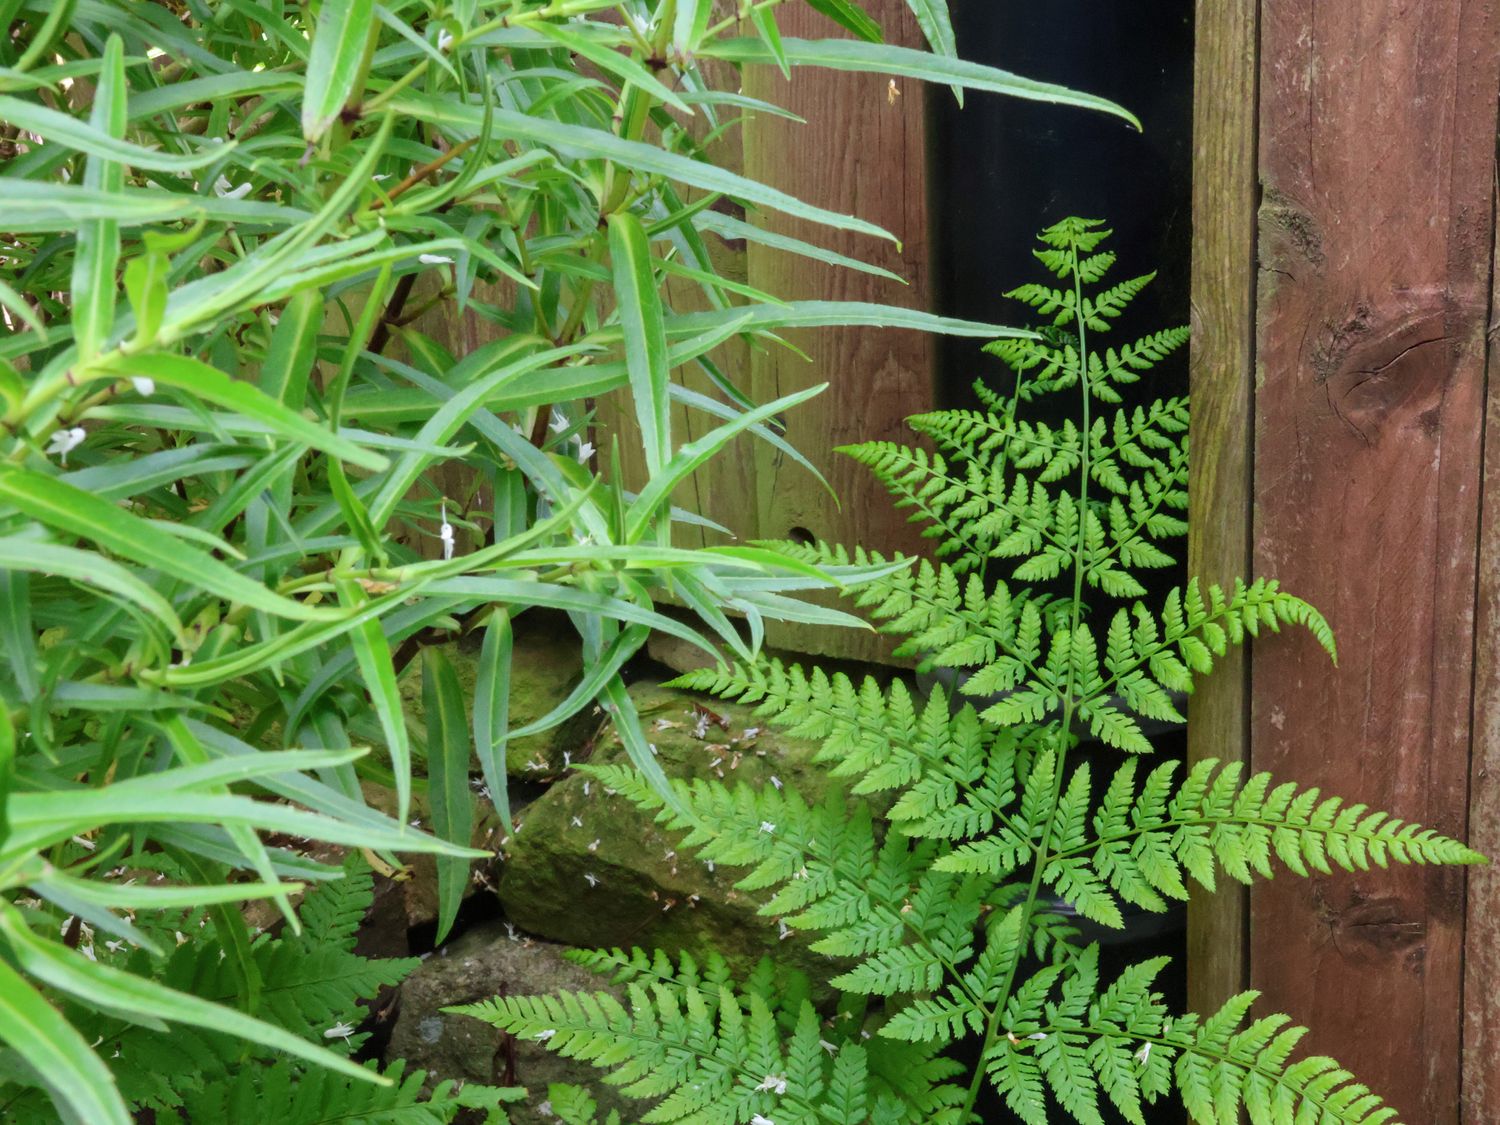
[497, 679, 845, 982]
[395, 619, 596, 778]
[384, 921, 633, 1125]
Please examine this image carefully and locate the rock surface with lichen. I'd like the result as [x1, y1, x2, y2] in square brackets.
[495, 678, 844, 979]
[383, 921, 633, 1125]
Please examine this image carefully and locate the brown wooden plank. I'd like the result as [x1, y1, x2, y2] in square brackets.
[1464, 186, 1500, 1124]
[742, 0, 934, 661]
[1248, 1, 1499, 1118]
[1185, 0, 1256, 1020]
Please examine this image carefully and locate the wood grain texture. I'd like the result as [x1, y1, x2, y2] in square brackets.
[1249, 1, 1499, 1119]
[1464, 186, 1500, 1125]
[742, 0, 934, 661]
[1185, 0, 1256, 1020]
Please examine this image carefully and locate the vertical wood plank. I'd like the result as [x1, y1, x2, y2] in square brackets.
[1185, 0, 1256, 1019]
[743, 0, 934, 661]
[1249, 2, 1499, 1118]
[1463, 189, 1500, 1125]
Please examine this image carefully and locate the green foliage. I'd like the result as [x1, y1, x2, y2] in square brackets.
[0, 0, 1138, 1118]
[460, 220, 1486, 1124]
[0, 858, 517, 1122]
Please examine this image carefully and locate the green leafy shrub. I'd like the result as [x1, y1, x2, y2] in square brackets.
[457, 219, 1486, 1124]
[0, 1, 1135, 1119]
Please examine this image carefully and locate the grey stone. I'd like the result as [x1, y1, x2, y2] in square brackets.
[385, 920, 635, 1125]
[496, 679, 844, 983]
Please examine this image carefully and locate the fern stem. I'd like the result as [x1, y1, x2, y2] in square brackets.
[958, 229, 1098, 1123]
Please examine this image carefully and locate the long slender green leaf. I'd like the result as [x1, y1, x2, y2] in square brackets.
[336, 578, 412, 823]
[0, 567, 38, 700]
[600, 675, 681, 813]
[509, 624, 648, 742]
[0, 179, 304, 231]
[103, 353, 387, 470]
[0, 467, 340, 621]
[905, 0, 956, 62]
[3, 787, 485, 863]
[673, 0, 714, 53]
[0, 537, 184, 639]
[422, 647, 474, 945]
[0, 957, 130, 1125]
[0, 903, 390, 1087]
[0, 95, 232, 171]
[608, 213, 672, 476]
[706, 38, 1141, 129]
[390, 93, 895, 242]
[474, 609, 513, 831]
[694, 210, 903, 282]
[533, 21, 691, 113]
[626, 383, 826, 540]
[303, 0, 376, 141]
[806, 0, 884, 42]
[260, 289, 324, 407]
[69, 34, 124, 362]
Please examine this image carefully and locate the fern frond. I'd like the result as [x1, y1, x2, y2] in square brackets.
[453, 985, 873, 1125]
[1063, 757, 1483, 902]
[179, 1059, 519, 1124]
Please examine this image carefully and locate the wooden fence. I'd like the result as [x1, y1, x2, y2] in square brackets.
[1192, 1, 1500, 1120]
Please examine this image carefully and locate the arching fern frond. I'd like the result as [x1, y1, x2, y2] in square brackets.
[470, 218, 1482, 1125]
[453, 985, 875, 1125]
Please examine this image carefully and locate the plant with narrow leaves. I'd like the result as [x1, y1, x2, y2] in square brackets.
[0, 857, 518, 1122]
[0, 1, 1135, 1119]
[460, 220, 1485, 1124]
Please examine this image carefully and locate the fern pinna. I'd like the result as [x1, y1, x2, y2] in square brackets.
[455, 219, 1484, 1125]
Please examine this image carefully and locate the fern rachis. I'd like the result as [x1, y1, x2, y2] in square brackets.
[459, 220, 1484, 1125]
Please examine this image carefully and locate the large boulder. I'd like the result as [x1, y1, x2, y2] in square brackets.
[497, 678, 841, 980]
[385, 921, 634, 1125]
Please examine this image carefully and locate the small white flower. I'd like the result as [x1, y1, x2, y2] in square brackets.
[563, 750, 572, 768]
[438, 29, 455, 50]
[759, 821, 776, 835]
[504, 922, 519, 941]
[755, 1074, 788, 1095]
[212, 174, 252, 200]
[819, 1039, 837, 1054]
[777, 920, 791, 941]
[588, 838, 600, 852]
[325, 1021, 356, 1042]
[769, 775, 782, 790]
[439, 502, 455, 561]
[47, 426, 85, 464]
[582, 780, 591, 797]
[537, 1100, 554, 1118]
[1027, 1032, 1047, 1041]
[570, 815, 584, 828]
[751, 1115, 775, 1125]
[534, 1028, 556, 1041]
[549, 409, 569, 433]
[419, 253, 454, 265]
[575, 440, 595, 463]
[1134, 1042, 1151, 1064]
[584, 872, 599, 887]
[373, 173, 391, 181]
[130, 376, 155, 396]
